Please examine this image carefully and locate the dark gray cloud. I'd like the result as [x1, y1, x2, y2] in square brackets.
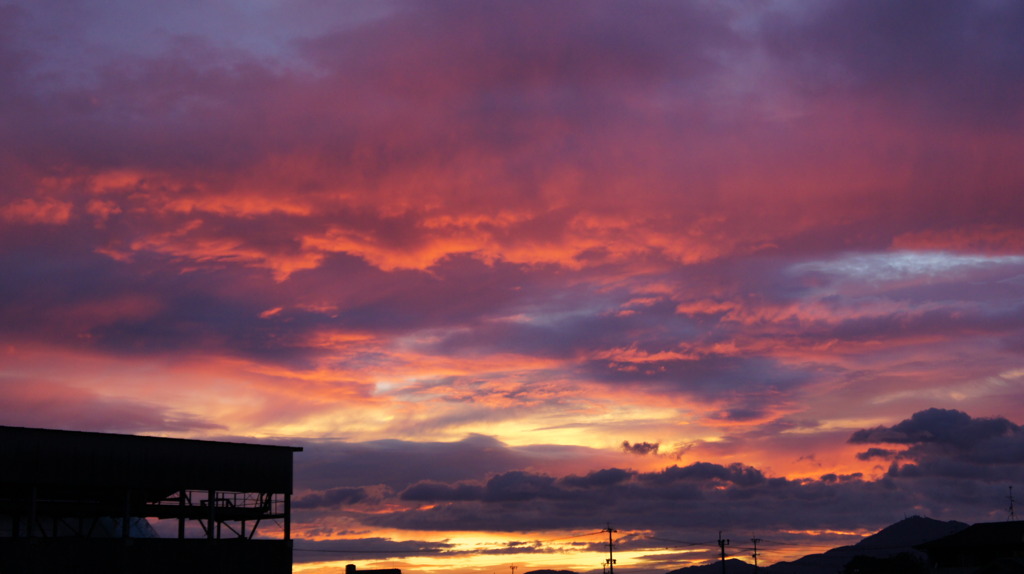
[400, 481, 484, 503]
[762, 0, 1024, 125]
[582, 353, 812, 401]
[641, 462, 766, 489]
[0, 244, 334, 368]
[292, 536, 455, 563]
[482, 471, 561, 503]
[293, 434, 600, 492]
[286, 409, 1023, 546]
[850, 408, 1020, 450]
[561, 468, 635, 489]
[357, 461, 913, 534]
[294, 486, 373, 509]
[413, 292, 698, 360]
[855, 448, 898, 461]
[298, 0, 740, 103]
[622, 441, 659, 456]
[849, 409, 1024, 486]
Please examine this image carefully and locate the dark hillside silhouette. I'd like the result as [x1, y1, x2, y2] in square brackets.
[764, 515, 966, 573]
[665, 516, 968, 574]
[915, 521, 1024, 572]
[667, 558, 756, 574]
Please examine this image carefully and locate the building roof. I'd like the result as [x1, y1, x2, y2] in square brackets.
[0, 425, 302, 494]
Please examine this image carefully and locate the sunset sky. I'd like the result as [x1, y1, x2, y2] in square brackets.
[2, 0, 1024, 571]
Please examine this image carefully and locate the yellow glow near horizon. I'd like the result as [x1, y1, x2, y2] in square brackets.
[287, 523, 830, 574]
[294, 547, 715, 574]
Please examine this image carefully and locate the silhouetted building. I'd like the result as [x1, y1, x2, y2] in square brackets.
[346, 564, 403, 574]
[0, 425, 302, 574]
[915, 521, 1024, 573]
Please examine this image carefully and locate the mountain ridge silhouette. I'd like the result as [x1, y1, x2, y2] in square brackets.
[661, 515, 969, 574]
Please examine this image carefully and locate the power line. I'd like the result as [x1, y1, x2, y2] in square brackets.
[1009, 485, 1017, 521]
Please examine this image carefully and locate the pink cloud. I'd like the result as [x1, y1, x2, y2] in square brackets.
[1, 197, 72, 224]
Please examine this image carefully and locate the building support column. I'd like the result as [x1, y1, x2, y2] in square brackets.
[178, 489, 186, 539]
[207, 489, 216, 540]
[27, 485, 37, 538]
[122, 490, 132, 538]
[284, 493, 292, 540]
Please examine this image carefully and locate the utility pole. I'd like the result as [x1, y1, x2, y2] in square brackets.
[510, 564, 517, 574]
[1009, 486, 1017, 521]
[718, 531, 730, 574]
[604, 523, 618, 574]
[751, 537, 762, 573]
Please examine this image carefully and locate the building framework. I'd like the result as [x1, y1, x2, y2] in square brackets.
[0, 425, 302, 574]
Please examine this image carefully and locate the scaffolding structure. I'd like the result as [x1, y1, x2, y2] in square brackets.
[0, 425, 302, 574]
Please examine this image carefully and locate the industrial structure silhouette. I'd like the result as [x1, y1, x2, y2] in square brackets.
[0, 425, 302, 573]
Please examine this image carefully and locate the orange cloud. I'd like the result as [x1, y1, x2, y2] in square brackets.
[1, 197, 73, 224]
[126, 219, 324, 281]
